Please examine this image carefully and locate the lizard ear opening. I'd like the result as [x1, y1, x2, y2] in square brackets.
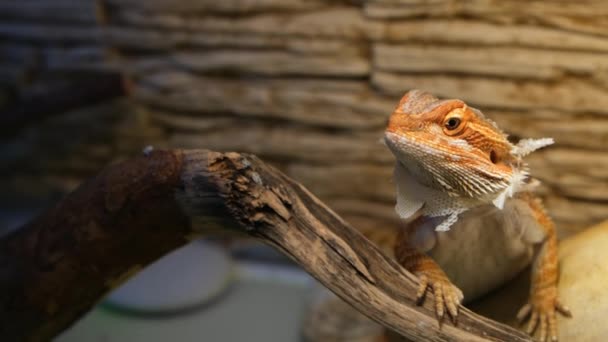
[490, 150, 499, 164]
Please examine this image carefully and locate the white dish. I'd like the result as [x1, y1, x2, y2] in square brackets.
[104, 239, 233, 313]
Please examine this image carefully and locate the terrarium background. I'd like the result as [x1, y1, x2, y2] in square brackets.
[1, 0, 607, 238]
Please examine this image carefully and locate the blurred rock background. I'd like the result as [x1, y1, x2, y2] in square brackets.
[1, 0, 607, 239]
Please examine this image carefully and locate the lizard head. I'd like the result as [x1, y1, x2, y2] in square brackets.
[384, 90, 520, 200]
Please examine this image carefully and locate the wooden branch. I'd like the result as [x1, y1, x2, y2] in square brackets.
[0, 149, 532, 342]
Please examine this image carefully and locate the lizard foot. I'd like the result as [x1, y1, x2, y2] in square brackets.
[415, 271, 464, 323]
[516, 287, 571, 342]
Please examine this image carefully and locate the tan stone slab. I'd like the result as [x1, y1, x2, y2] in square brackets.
[106, 0, 329, 13]
[544, 197, 608, 238]
[105, 26, 357, 54]
[287, 163, 394, 202]
[168, 124, 393, 164]
[526, 149, 608, 201]
[491, 111, 608, 151]
[364, 0, 608, 20]
[374, 44, 608, 80]
[372, 71, 608, 114]
[558, 220, 608, 341]
[172, 49, 370, 77]
[114, 8, 385, 40]
[134, 73, 393, 129]
[382, 19, 608, 51]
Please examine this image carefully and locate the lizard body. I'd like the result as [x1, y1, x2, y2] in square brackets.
[384, 90, 571, 341]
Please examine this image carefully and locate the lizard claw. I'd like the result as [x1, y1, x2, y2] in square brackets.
[517, 287, 571, 342]
[415, 272, 464, 323]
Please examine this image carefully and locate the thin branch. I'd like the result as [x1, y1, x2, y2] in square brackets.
[0, 149, 532, 342]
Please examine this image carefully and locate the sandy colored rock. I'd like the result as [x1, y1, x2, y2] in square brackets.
[491, 110, 608, 151]
[526, 149, 608, 201]
[134, 73, 392, 129]
[105, 0, 329, 13]
[287, 163, 394, 201]
[105, 26, 357, 54]
[114, 8, 384, 40]
[372, 71, 608, 114]
[557, 220, 608, 341]
[168, 124, 393, 164]
[383, 20, 608, 51]
[173, 49, 370, 77]
[543, 197, 608, 238]
[364, 0, 608, 27]
[374, 44, 608, 79]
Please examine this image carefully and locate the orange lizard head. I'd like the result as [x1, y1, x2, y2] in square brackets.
[385, 90, 519, 199]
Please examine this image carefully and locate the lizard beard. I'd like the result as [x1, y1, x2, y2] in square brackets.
[393, 162, 479, 231]
[384, 132, 512, 199]
[387, 135, 555, 231]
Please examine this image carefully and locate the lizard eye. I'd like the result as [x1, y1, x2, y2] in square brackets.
[442, 108, 467, 135]
[445, 117, 461, 130]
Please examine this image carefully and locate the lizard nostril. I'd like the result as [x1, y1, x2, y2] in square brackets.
[490, 150, 499, 164]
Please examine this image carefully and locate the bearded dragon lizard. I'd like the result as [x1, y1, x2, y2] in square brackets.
[384, 90, 571, 341]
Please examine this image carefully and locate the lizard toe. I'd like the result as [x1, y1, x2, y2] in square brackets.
[538, 312, 547, 342]
[444, 289, 459, 321]
[525, 310, 539, 335]
[415, 274, 429, 304]
[414, 271, 462, 324]
[432, 282, 445, 320]
[555, 299, 572, 317]
[518, 290, 571, 342]
[548, 310, 557, 342]
[517, 303, 532, 322]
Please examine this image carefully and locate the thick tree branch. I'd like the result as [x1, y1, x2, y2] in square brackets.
[0, 149, 532, 342]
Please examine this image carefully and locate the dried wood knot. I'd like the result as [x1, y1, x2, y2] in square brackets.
[218, 154, 294, 230]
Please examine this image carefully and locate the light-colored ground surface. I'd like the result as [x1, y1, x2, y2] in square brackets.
[557, 220, 608, 342]
[57, 261, 315, 342]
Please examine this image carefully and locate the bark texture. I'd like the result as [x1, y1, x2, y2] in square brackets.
[0, 151, 190, 341]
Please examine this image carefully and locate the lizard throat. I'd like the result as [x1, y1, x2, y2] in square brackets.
[385, 131, 554, 231]
[384, 131, 512, 199]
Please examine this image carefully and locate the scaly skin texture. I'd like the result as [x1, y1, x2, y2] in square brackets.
[394, 215, 464, 320]
[516, 192, 572, 342]
[385, 90, 571, 341]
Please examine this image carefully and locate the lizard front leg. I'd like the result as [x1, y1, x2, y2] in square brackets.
[517, 194, 571, 342]
[394, 217, 463, 321]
